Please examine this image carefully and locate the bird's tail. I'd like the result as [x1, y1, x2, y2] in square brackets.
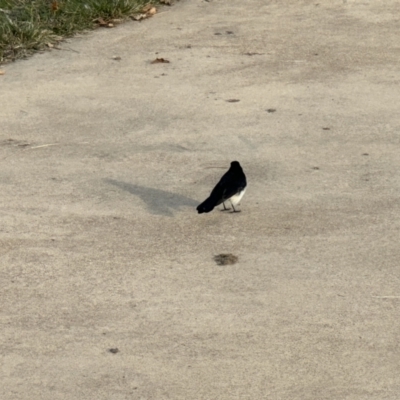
[196, 196, 217, 214]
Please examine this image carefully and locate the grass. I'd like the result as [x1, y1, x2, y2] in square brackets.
[0, 0, 159, 64]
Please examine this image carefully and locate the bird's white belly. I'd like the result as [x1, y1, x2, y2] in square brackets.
[229, 188, 246, 206]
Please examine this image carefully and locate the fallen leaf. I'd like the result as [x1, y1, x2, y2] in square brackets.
[94, 17, 114, 28]
[47, 43, 54, 48]
[96, 17, 106, 24]
[226, 99, 240, 103]
[244, 52, 263, 56]
[0, 70, 5, 75]
[214, 254, 238, 266]
[51, 0, 59, 12]
[112, 56, 121, 61]
[108, 348, 119, 354]
[266, 108, 276, 113]
[142, 4, 153, 12]
[151, 58, 170, 64]
[132, 13, 147, 21]
[147, 7, 157, 15]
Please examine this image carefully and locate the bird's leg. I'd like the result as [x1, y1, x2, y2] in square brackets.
[221, 202, 231, 211]
[231, 202, 241, 213]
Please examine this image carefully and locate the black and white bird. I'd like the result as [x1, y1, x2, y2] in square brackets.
[197, 161, 247, 214]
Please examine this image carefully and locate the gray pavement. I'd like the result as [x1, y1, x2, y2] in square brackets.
[1, 0, 400, 399]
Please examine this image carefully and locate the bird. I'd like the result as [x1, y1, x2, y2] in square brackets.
[197, 161, 247, 214]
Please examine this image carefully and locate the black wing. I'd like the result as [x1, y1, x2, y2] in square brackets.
[209, 168, 246, 206]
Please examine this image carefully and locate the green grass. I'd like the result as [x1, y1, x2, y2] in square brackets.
[0, 0, 156, 64]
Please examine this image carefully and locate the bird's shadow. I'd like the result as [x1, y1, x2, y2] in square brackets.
[105, 179, 198, 217]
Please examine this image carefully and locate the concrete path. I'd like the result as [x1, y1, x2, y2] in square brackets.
[1, 1, 400, 398]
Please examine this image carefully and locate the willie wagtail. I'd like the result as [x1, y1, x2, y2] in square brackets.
[197, 161, 247, 214]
